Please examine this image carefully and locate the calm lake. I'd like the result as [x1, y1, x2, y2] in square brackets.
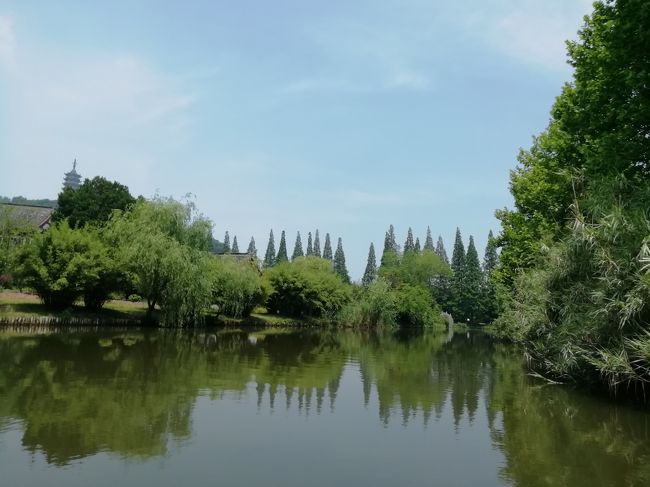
[0, 328, 648, 487]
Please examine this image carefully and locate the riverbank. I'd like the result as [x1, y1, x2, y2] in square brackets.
[0, 290, 308, 327]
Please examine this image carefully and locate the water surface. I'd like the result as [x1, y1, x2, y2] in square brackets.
[0, 328, 648, 486]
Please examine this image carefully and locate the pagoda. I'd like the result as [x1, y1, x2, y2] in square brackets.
[62, 159, 82, 190]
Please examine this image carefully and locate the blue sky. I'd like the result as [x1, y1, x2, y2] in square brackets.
[0, 0, 593, 278]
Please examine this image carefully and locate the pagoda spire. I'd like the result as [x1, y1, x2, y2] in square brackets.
[62, 159, 82, 190]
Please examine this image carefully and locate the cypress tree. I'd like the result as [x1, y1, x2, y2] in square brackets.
[480, 230, 499, 323]
[276, 230, 289, 264]
[323, 233, 333, 260]
[306, 232, 314, 256]
[333, 237, 350, 283]
[223, 231, 231, 254]
[263, 230, 275, 268]
[414, 237, 421, 253]
[403, 227, 415, 254]
[436, 236, 449, 264]
[424, 226, 435, 251]
[380, 224, 399, 267]
[247, 237, 257, 258]
[292, 231, 304, 260]
[450, 228, 466, 320]
[313, 230, 321, 257]
[231, 235, 239, 253]
[464, 235, 483, 323]
[451, 229, 465, 273]
[362, 243, 377, 286]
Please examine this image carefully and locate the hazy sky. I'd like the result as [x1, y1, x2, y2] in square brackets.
[0, 0, 593, 278]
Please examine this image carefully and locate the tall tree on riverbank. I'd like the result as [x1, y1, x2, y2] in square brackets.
[436, 236, 449, 264]
[276, 231, 289, 264]
[495, 0, 650, 390]
[404, 227, 415, 254]
[424, 226, 435, 251]
[480, 230, 499, 323]
[414, 237, 421, 253]
[223, 231, 231, 254]
[292, 232, 304, 260]
[381, 224, 398, 267]
[306, 232, 314, 256]
[333, 238, 350, 283]
[463, 236, 483, 323]
[263, 230, 275, 268]
[450, 228, 466, 319]
[313, 230, 321, 257]
[231, 236, 239, 253]
[323, 233, 333, 260]
[247, 237, 257, 258]
[362, 243, 377, 286]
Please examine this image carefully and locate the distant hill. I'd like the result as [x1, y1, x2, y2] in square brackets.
[0, 196, 57, 208]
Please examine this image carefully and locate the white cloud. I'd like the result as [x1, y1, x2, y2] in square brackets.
[465, 0, 593, 71]
[0, 22, 196, 199]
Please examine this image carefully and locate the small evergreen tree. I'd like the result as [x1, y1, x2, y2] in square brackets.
[313, 230, 321, 257]
[223, 231, 231, 254]
[323, 233, 333, 260]
[276, 230, 289, 264]
[333, 237, 350, 283]
[292, 231, 304, 260]
[403, 227, 415, 254]
[306, 232, 314, 256]
[247, 237, 257, 258]
[231, 236, 239, 253]
[362, 243, 377, 286]
[263, 230, 275, 268]
[451, 229, 465, 273]
[436, 236, 449, 264]
[414, 237, 421, 253]
[424, 226, 435, 251]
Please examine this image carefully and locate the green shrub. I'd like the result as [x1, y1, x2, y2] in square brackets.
[265, 257, 351, 318]
[337, 278, 397, 328]
[16, 222, 119, 309]
[395, 284, 444, 328]
[212, 258, 267, 318]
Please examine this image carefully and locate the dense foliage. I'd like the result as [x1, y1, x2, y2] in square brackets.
[265, 257, 351, 318]
[52, 176, 136, 228]
[211, 258, 266, 318]
[494, 0, 650, 392]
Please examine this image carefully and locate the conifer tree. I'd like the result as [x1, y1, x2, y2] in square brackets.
[306, 232, 314, 256]
[463, 235, 483, 323]
[323, 233, 333, 260]
[362, 243, 377, 286]
[231, 235, 239, 253]
[480, 230, 499, 323]
[313, 230, 321, 257]
[333, 237, 350, 283]
[263, 230, 275, 268]
[424, 226, 435, 251]
[451, 228, 465, 274]
[450, 228, 466, 320]
[403, 227, 415, 254]
[223, 231, 231, 254]
[414, 237, 421, 253]
[276, 230, 289, 264]
[247, 237, 257, 258]
[380, 224, 399, 267]
[436, 236, 449, 264]
[292, 231, 304, 260]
